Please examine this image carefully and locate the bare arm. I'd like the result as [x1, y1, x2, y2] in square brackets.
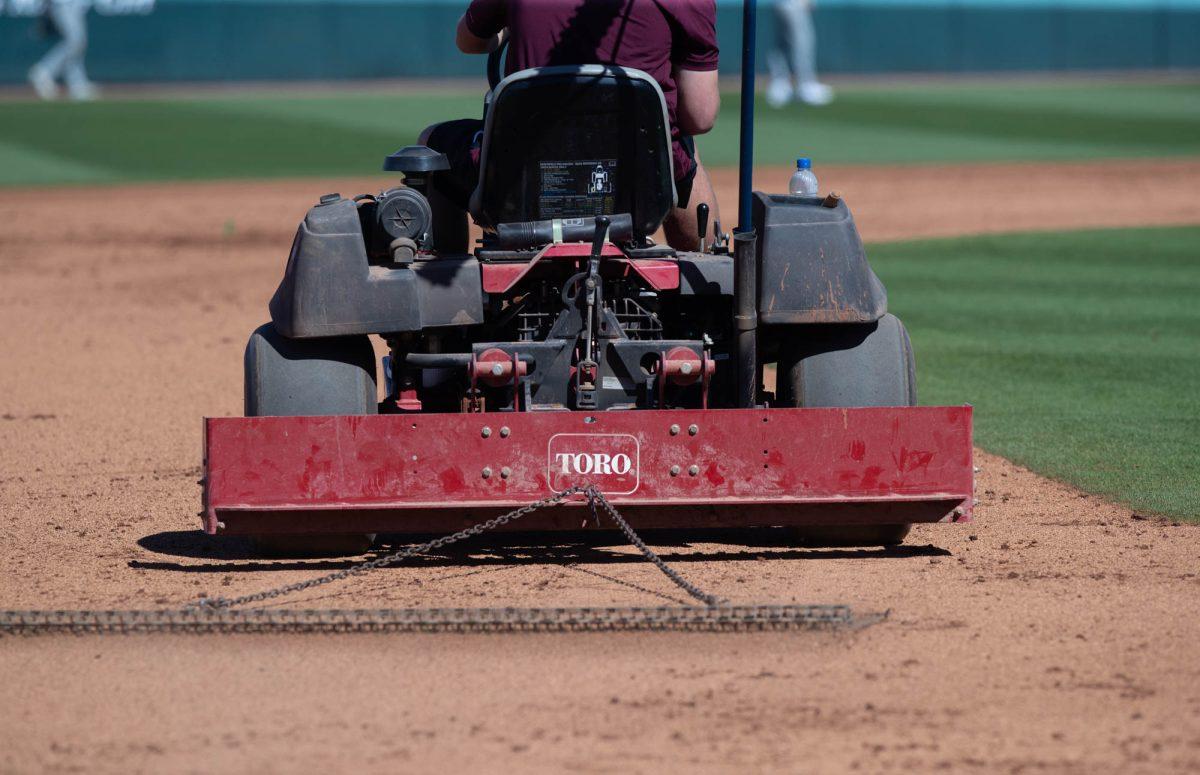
[675, 68, 720, 135]
[456, 14, 504, 54]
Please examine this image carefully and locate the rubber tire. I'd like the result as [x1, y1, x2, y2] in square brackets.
[244, 323, 378, 557]
[777, 313, 916, 410]
[777, 314, 916, 548]
[245, 323, 377, 417]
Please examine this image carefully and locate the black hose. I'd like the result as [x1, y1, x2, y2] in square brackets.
[404, 353, 471, 368]
[496, 213, 633, 250]
[403, 353, 535, 370]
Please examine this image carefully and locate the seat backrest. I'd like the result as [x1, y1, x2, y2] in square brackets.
[470, 65, 676, 241]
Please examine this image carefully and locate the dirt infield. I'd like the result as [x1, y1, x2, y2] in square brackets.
[2, 159, 1199, 773]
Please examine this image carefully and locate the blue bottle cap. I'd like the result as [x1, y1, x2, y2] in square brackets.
[796, 157, 811, 170]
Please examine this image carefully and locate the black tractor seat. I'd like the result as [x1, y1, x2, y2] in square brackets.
[470, 65, 677, 245]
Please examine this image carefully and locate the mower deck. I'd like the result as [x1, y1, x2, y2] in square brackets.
[202, 406, 973, 535]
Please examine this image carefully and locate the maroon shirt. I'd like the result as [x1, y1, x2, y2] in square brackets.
[464, 0, 719, 178]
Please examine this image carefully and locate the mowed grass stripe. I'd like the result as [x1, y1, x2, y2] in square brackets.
[739, 82, 1200, 164]
[871, 225, 1200, 521]
[0, 137, 116, 185]
[0, 100, 406, 184]
[2, 80, 1199, 186]
[877, 83, 1200, 121]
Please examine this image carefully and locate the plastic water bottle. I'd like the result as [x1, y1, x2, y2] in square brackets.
[788, 157, 819, 197]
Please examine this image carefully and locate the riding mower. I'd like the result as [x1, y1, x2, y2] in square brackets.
[201, 1, 973, 556]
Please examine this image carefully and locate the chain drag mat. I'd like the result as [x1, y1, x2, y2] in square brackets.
[0, 604, 878, 636]
[0, 486, 876, 636]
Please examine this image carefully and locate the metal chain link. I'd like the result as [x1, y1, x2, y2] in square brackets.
[586, 490, 722, 606]
[189, 485, 598, 611]
[0, 485, 874, 635]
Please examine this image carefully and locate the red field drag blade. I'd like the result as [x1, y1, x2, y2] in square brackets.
[202, 406, 973, 535]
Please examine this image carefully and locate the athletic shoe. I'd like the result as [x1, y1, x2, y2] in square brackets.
[28, 67, 58, 101]
[798, 81, 835, 107]
[765, 78, 794, 108]
[67, 80, 99, 102]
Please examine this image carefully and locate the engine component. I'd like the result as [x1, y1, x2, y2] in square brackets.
[375, 186, 432, 247]
[660, 346, 713, 387]
[389, 237, 419, 265]
[473, 348, 528, 388]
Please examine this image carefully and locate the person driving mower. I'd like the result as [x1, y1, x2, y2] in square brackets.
[423, 0, 722, 252]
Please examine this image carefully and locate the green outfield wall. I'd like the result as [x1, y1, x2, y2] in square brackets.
[1, 0, 1198, 84]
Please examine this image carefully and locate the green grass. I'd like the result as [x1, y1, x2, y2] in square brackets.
[870, 225, 1200, 521]
[1, 80, 1198, 187]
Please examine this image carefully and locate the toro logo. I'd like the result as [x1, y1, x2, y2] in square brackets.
[547, 433, 640, 495]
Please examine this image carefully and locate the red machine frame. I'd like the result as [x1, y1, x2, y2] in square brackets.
[202, 405, 973, 535]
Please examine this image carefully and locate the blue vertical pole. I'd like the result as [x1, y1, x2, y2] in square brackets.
[734, 0, 760, 407]
[736, 0, 757, 234]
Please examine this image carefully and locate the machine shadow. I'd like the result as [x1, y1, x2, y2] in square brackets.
[134, 528, 951, 573]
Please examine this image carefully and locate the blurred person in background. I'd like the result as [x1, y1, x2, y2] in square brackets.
[766, 0, 832, 107]
[29, 0, 98, 101]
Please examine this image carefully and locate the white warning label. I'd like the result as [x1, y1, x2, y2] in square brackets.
[539, 159, 617, 218]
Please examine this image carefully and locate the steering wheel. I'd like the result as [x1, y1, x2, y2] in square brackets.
[486, 37, 510, 90]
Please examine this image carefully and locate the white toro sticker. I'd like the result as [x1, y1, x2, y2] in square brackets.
[547, 433, 640, 495]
